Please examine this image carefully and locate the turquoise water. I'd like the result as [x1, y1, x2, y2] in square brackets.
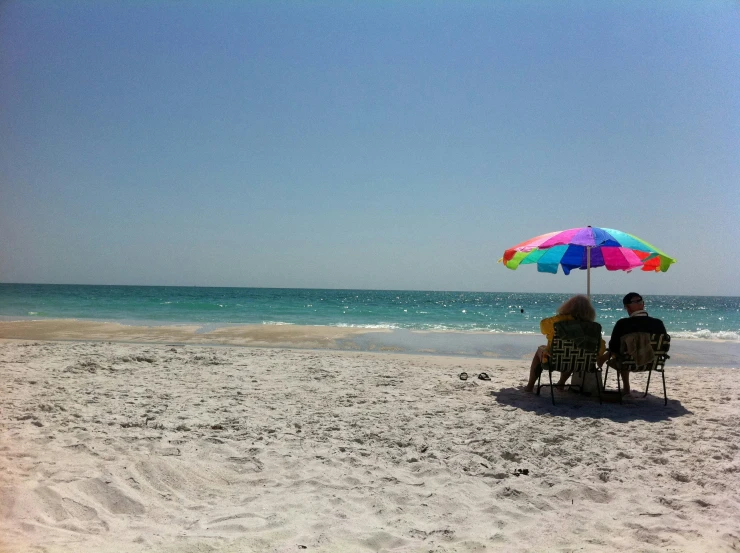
[1, 284, 738, 341]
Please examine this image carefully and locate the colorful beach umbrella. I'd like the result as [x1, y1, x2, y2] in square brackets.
[499, 226, 676, 297]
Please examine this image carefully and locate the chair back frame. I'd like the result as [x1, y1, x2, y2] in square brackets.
[605, 333, 671, 405]
[537, 327, 603, 405]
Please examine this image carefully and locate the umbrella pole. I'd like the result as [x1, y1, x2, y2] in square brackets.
[587, 246, 591, 299]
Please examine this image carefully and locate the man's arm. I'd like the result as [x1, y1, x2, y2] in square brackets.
[657, 319, 667, 335]
[608, 319, 625, 353]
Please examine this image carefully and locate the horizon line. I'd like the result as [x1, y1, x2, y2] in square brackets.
[0, 282, 735, 298]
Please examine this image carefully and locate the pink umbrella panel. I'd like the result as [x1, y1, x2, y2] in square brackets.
[500, 227, 676, 275]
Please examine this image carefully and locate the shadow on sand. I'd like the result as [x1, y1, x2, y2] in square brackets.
[490, 386, 692, 423]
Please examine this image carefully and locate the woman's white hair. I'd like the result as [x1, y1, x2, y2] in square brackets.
[556, 295, 596, 322]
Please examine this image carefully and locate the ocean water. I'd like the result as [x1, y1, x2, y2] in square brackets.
[0, 283, 738, 341]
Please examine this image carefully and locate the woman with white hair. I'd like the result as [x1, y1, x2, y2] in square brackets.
[524, 295, 605, 392]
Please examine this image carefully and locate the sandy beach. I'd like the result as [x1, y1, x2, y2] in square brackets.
[1, 327, 739, 552]
[4, 0, 740, 550]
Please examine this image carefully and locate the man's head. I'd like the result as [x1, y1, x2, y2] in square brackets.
[622, 292, 644, 314]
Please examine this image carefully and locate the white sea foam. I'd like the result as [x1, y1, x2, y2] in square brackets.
[335, 323, 399, 329]
[670, 329, 740, 341]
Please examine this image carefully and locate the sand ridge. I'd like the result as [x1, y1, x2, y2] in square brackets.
[1, 340, 739, 552]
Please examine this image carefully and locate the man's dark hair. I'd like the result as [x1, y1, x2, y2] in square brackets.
[622, 292, 643, 305]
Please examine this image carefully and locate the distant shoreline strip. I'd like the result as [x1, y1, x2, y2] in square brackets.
[1, 319, 738, 367]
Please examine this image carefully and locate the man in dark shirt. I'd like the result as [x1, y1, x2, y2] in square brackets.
[603, 292, 667, 395]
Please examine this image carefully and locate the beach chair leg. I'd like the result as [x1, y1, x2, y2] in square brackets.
[616, 372, 622, 403]
[603, 366, 609, 389]
[644, 369, 652, 397]
[548, 370, 555, 405]
[536, 366, 542, 396]
[661, 370, 667, 406]
[577, 370, 587, 396]
[595, 369, 602, 405]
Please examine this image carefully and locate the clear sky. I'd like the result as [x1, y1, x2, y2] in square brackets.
[1, 1, 738, 295]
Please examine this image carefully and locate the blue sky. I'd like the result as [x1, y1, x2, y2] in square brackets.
[1, 1, 738, 295]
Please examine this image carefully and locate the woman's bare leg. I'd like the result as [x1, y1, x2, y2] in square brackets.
[555, 371, 572, 388]
[525, 346, 546, 392]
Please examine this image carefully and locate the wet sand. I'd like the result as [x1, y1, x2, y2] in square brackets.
[1, 319, 738, 366]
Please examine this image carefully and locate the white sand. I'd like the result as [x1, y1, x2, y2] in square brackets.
[1, 336, 739, 552]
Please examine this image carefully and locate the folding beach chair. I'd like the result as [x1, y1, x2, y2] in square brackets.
[536, 321, 603, 405]
[604, 333, 671, 405]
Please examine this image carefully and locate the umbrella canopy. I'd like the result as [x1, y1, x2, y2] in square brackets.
[500, 226, 675, 296]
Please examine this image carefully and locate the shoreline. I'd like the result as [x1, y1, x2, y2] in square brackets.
[1, 319, 738, 367]
[2, 315, 738, 341]
[3, 307, 740, 344]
